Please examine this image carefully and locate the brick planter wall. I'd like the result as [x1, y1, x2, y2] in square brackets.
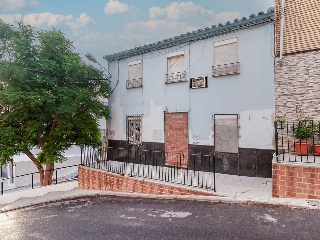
[78, 166, 215, 196]
[272, 162, 320, 199]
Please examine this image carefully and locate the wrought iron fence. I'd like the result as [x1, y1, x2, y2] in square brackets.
[275, 120, 320, 163]
[212, 62, 240, 77]
[0, 164, 79, 195]
[126, 78, 143, 88]
[80, 146, 216, 191]
[165, 71, 187, 83]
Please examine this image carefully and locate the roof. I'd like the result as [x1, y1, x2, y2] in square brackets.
[104, 8, 274, 62]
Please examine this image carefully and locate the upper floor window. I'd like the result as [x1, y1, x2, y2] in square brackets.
[212, 38, 240, 77]
[165, 51, 186, 84]
[127, 60, 143, 88]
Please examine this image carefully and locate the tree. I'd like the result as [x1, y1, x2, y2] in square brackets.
[0, 20, 110, 186]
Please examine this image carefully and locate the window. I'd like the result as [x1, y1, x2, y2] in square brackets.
[165, 51, 186, 83]
[126, 115, 142, 145]
[212, 38, 240, 77]
[127, 60, 142, 88]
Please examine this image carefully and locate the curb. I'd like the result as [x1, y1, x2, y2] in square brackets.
[1, 190, 319, 214]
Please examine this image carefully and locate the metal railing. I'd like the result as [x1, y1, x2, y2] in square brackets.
[212, 62, 240, 77]
[165, 71, 187, 83]
[275, 120, 320, 163]
[80, 146, 216, 191]
[126, 78, 143, 88]
[0, 164, 79, 195]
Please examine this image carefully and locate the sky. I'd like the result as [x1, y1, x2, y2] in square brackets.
[0, 0, 273, 66]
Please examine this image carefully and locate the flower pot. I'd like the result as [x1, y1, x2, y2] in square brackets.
[314, 144, 320, 156]
[295, 142, 311, 156]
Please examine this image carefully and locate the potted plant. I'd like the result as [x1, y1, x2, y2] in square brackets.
[276, 117, 286, 130]
[293, 120, 313, 155]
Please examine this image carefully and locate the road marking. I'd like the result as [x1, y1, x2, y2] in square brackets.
[263, 214, 278, 223]
[41, 215, 57, 220]
[120, 215, 137, 219]
[160, 211, 192, 218]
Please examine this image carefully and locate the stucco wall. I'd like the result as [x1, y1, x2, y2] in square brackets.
[107, 23, 275, 151]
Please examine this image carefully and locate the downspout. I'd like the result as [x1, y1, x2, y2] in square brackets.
[279, 0, 285, 62]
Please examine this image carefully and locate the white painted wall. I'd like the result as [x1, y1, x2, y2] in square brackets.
[107, 22, 275, 150]
[239, 108, 275, 150]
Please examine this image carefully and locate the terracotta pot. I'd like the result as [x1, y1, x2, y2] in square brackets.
[314, 144, 320, 156]
[295, 142, 311, 156]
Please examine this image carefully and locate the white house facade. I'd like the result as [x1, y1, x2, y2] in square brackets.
[104, 8, 275, 178]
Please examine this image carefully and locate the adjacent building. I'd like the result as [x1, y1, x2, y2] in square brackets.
[275, 0, 320, 121]
[272, 0, 320, 199]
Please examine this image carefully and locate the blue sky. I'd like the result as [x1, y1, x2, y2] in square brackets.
[0, 0, 273, 65]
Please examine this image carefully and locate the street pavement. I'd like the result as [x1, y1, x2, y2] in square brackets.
[1, 173, 320, 213]
[1, 196, 320, 240]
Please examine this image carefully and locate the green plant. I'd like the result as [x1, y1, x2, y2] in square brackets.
[293, 120, 314, 140]
[275, 117, 286, 123]
[0, 21, 110, 186]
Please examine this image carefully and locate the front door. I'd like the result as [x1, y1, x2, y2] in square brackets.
[164, 112, 188, 167]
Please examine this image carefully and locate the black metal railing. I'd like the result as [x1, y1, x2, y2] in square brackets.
[212, 62, 240, 77]
[126, 78, 143, 88]
[275, 120, 320, 163]
[0, 164, 79, 195]
[80, 146, 216, 191]
[165, 71, 187, 83]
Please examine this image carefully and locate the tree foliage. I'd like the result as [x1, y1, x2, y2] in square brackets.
[0, 20, 110, 185]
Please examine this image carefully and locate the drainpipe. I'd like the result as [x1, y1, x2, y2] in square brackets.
[279, 0, 285, 62]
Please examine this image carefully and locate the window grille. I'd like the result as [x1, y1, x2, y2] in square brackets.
[127, 78, 143, 88]
[212, 62, 240, 77]
[126, 115, 142, 145]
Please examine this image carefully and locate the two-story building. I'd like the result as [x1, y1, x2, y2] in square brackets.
[104, 8, 275, 178]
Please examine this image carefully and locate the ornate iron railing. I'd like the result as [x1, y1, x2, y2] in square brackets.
[165, 71, 187, 83]
[126, 78, 143, 88]
[212, 62, 240, 77]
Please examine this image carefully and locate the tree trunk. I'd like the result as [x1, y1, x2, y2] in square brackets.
[24, 149, 55, 186]
[24, 149, 45, 186]
[43, 162, 54, 186]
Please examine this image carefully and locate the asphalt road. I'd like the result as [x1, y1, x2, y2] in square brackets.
[0, 196, 319, 240]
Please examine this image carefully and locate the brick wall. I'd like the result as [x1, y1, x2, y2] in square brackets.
[272, 162, 320, 199]
[165, 112, 188, 166]
[275, 51, 320, 123]
[78, 166, 215, 196]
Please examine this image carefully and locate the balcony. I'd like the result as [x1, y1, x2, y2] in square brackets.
[165, 71, 186, 84]
[212, 62, 240, 77]
[126, 78, 143, 89]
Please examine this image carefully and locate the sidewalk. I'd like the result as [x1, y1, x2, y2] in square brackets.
[1, 174, 319, 213]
